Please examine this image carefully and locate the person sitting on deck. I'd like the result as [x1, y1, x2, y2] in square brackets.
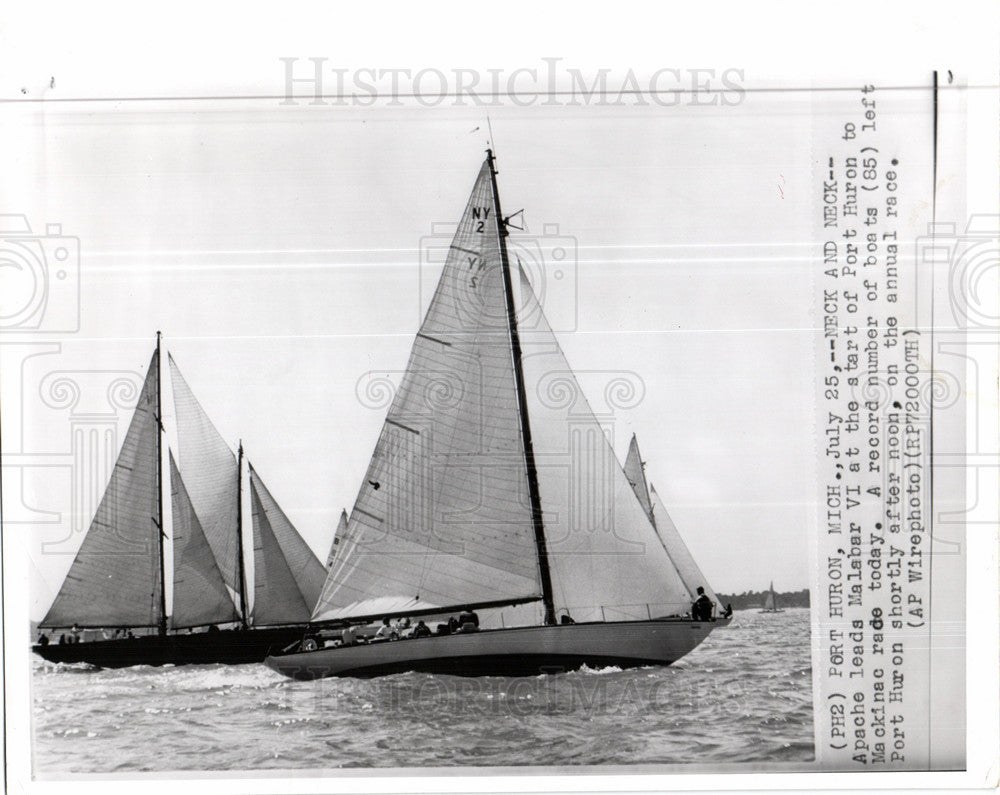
[37, 633, 49, 647]
[691, 587, 714, 622]
[375, 618, 396, 641]
[456, 611, 479, 633]
[412, 620, 432, 638]
[560, 613, 575, 625]
[341, 625, 358, 646]
[457, 609, 479, 628]
[722, 603, 734, 619]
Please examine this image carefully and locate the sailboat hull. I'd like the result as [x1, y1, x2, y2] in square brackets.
[265, 618, 728, 680]
[32, 626, 309, 668]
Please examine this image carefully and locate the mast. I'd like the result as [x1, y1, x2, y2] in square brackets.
[486, 149, 556, 626]
[155, 331, 168, 636]
[236, 440, 250, 629]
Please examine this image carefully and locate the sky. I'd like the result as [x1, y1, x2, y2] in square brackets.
[4, 95, 826, 622]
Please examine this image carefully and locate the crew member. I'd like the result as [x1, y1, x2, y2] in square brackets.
[692, 586, 714, 621]
[412, 620, 432, 638]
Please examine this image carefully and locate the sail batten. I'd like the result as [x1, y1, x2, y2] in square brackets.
[41, 351, 162, 629]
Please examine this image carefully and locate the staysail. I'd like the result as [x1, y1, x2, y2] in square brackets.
[649, 483, 719, 609]
[169, 453, 239, 628]
[516, 267, 693, 622]
[168, 355, 242, 600]
[312, 161, 543, 622]
[249, 464, 327, 625]
[326, 510, 348, 568]
[764, 582, 776, 610]
[41, 350, 162, 629]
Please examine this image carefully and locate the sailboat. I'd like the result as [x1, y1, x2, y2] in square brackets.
[759, 581, 784, 613]
[326, 510, 348, 568]
[33, 335, 328, 667]
[265, 151, 728, 680]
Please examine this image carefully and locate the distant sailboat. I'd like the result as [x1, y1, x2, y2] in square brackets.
[759, 581, 784, 613]
[33, 336, 328, 667]
[266, 151, 728, 680]
[326, 510, 348, 568]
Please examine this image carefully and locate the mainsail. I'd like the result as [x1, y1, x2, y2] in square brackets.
[168, 355, 242, 600]
[649, 483, 720, 609]
[516, 268, 693, 622]
[41, 350, 162, 629]
[310, 154, 714, 627]
[249, 464, 327, 625]
[326, 510, 348, 568]
[312, 161, 543, 622]
[169, 453, 239, 628]
[763, 582, 777, 610]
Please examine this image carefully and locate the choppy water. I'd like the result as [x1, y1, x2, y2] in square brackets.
[32, 608, 813, 772]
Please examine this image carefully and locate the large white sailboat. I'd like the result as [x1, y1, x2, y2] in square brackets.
[265, 151, 728, 680]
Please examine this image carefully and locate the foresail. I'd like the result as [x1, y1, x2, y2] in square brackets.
[168, 355, 242, 598]
[41, 350, 161, 628]
[169, 453, 239, 628]
[249, 465, 326, 625]
[312, 161, 542, 622]
[623, 435, 653, 523]
[326, 510, 348, 568]
[516, 267, 692, 622]
[649, 483, 720, 608]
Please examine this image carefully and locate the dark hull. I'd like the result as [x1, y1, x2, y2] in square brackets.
[32, 626, 308, 668]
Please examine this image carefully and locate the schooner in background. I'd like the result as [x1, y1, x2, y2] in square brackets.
[33, 335, 329, 667]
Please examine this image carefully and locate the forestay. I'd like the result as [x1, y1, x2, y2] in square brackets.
[312, 162, 542, 622]
[41, 350, 162, 629]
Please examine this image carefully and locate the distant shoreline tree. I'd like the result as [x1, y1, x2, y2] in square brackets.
[714, 588, 810, 610]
